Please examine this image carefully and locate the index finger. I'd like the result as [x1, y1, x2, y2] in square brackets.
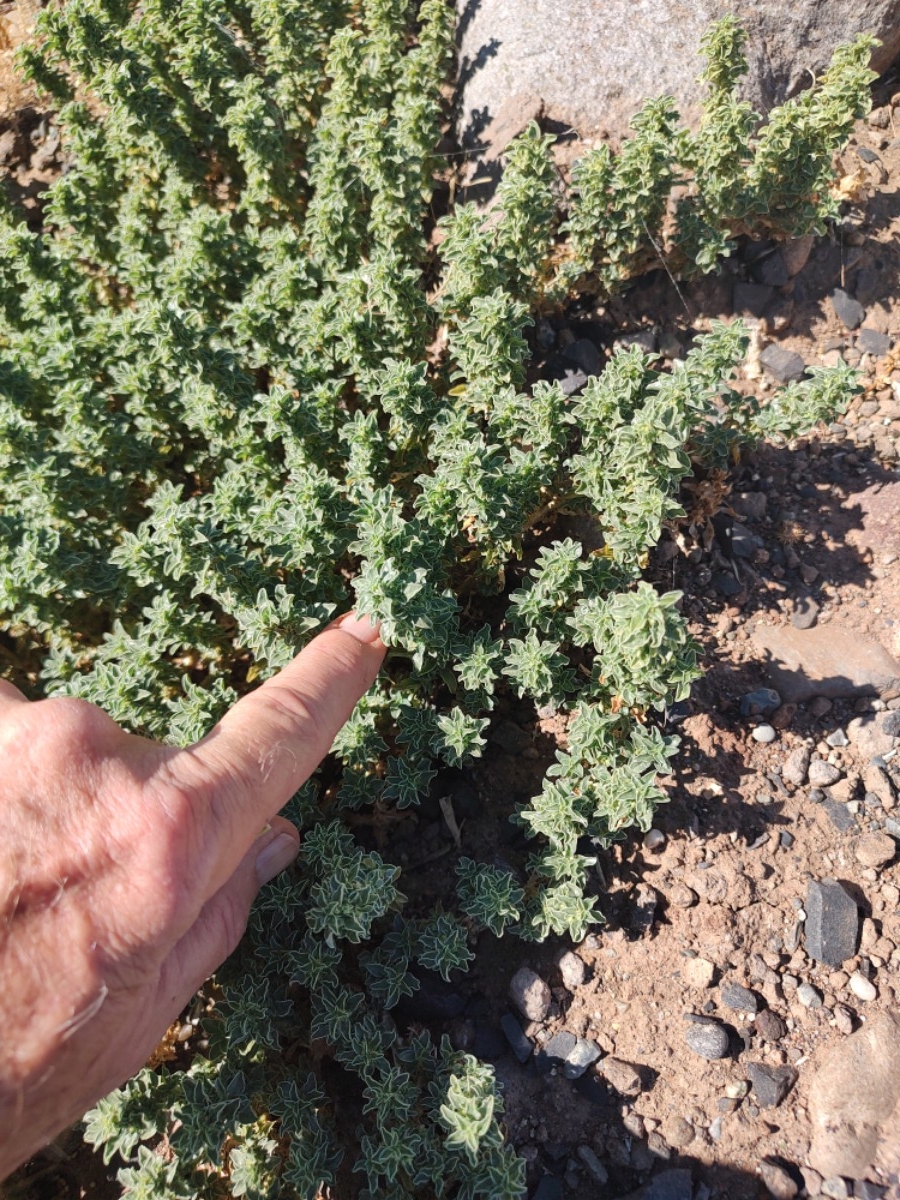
[163, 613, 384, 892]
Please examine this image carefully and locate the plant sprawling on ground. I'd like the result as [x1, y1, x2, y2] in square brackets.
[0, 3, 871, 1195]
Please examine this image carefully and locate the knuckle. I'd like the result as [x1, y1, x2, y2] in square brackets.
[39, 695, 116, 748]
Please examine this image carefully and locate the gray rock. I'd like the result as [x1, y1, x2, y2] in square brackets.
[831, 288, 866, 330]
[576, 1145, 608, 1185]
[456, 0, 900, 171]
[531, 1175, 563, 1200]
[857, 327, 891, 357]
[821, 797, 858, 833]
[751, 247, 789, 287]
[821, 1180, 851, 1200]
[797, 982, 823, 1008]
[759, 1159, 799, 1200]
[732, 521, 762, 559]
[783, 745, 812, 786]
[751, 624, 900, 703]
[854, 1183, 887, 1200]
[720, 980, 759, 1014]
[809, 759, 841, 787]
[562, 337, 602, 376]
[734, 281, 775, 317]
[509, 966, 551, 1021]
[740, 687, 782, 718]
[805, 879, 859, 967]
[500, 1012, 533, 1062]
[733, 490, 768, 520]
[684, 1018, 730, 1060]
[539, 1030, 577, 1073]
[746, 1061, 797, 1108]
[760, 343, 806, 384]
[563, 1037, 603, 1079]
[556, 949, 587, 990]
[882, 709, 900, 738]
[640, 1169, 694, 1200]
[792, 597, 819, 630]
[809, 1011, 900, 1177]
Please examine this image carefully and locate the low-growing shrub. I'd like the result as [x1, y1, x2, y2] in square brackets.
[1, 2, 870, 1195]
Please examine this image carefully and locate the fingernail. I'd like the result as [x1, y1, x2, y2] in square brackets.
[255, 833, 299, 885]
[335, 611, 383, 644]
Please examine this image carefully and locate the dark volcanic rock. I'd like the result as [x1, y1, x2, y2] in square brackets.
[805, 879, 859, 967]
[831, 288, 865, 329]
[500, 1012, 533, 1062]
[746, 1061, 798, 1108]
[760, 343, 806, 383]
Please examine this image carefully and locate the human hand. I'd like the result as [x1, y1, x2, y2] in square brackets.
[0, 613, 384, 1178]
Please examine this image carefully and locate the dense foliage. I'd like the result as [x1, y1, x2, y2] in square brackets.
[1, 3, 871, 1195]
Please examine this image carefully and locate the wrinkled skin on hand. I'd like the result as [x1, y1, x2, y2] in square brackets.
[0, 614, 384, 1178]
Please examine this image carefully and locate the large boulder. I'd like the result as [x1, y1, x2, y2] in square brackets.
[455, 0, 900, 162]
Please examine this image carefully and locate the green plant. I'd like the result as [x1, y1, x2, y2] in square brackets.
[2, 2, 868, 1195]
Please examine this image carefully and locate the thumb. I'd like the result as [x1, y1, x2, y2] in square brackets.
[165, 819, 300, 996]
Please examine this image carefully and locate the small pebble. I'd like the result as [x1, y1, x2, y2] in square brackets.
[752, 724, 777, 744]
[684, 1019, 730, 1060]
[826, 728, 849, 748]
[797, 983, 823, 1008]
[849, 972, 877, 1001]
[643, 828, 666, 852]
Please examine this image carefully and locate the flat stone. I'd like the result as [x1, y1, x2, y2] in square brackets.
[760, 343, 806, 384]
[720, 980, 759, 1014]
[821, 797, 857, 833]
[752, 624, 900, 703]
[782, 235, 815, 277]
[809, 1011, 900, 1177]
[845, 481, 900, 557]
[857, 327, 892, 357]
[500, 1012, 533, 1062]
[509, 966, 551, 1021]
[856, 832, 896, 869]
[746, 1062, 797, 1108]
[805, 879, 859, 967]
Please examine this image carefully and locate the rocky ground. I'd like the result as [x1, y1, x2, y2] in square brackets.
[3, 10, 900, 1200]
